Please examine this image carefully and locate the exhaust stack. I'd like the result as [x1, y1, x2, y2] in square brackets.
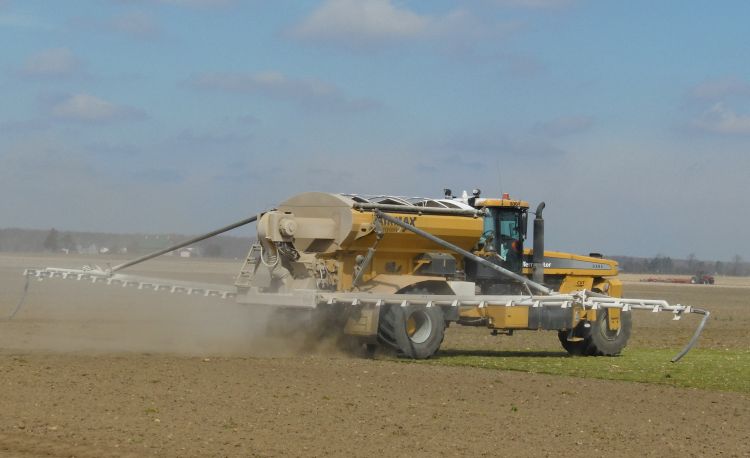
[532, 202, 545, 285]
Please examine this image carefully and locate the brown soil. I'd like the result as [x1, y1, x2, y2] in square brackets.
[1, 254, 748, 457]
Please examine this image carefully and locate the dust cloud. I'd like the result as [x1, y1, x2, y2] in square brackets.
[0, 255, 346, 357]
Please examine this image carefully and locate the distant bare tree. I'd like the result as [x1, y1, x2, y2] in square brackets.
[732, 255, 744, 276]
[60, 233, 76, 252]
[686, 253, 696, 273]
[648, 254, 674, 274]
[43, 228, 59, 252]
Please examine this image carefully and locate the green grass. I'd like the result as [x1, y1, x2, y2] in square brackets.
[423, 348, 750, 393]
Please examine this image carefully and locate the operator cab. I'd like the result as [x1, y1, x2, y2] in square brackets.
[452, 189, 530, 294]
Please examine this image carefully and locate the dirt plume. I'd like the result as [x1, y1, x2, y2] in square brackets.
[0, 254, 343, 357]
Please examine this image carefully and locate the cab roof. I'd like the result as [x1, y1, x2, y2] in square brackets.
[473, 198, 529, 209]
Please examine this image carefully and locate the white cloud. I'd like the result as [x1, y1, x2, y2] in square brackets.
[190, 71, 378, 112]
[293, 0, 428, 46]
[50, 93, 144, 122]
[118, 0, 235, 7]
[691, 103, 750, 135]
[687, 77, 750, 101]
[290, 0, 512, 51]
[492, 0, 576, 8]
[21, 48, 82, 78]
[194, 71, 323, 94]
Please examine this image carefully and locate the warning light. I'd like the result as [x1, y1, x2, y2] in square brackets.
[502, 193, 510, 199]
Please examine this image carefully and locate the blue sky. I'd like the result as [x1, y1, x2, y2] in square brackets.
[1, 0, 749, 261]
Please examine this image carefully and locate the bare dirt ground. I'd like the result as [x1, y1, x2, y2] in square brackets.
[1, 254, 748, 457]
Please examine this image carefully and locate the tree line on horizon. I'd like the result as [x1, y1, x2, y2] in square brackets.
[0, 228, 253, 260]
[612, 254, 747, 276]
[2, 228, 748, 276]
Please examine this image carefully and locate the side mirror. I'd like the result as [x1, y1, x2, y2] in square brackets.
[521, 212, 528, 240]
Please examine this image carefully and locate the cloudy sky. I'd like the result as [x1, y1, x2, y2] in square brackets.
[1, 0, 748, 261]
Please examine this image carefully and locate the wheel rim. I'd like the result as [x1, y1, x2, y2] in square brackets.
[599, 311, 621, 341]
[406, 309, 432, 344]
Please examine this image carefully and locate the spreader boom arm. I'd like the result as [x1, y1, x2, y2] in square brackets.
[110, 215, 258, 273]
[20, 266, 709, 361]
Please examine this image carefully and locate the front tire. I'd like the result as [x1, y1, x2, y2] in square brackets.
[559, 309, 632, 356]
[586, 308, 632, 355]
[558, 331, 587, 355]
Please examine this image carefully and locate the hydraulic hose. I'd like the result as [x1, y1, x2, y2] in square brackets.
[111, 215, 258, 273]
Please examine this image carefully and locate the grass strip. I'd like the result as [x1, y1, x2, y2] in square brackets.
[424, 348, 750, 393]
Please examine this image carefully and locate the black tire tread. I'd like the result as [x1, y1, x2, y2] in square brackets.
[377, 305, 445, 359]
[559, 309, 632, 357]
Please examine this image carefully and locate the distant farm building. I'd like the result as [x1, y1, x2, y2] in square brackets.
[175, 247, 195, 258]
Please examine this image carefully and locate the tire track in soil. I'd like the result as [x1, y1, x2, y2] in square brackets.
[0, 431, 141, 458]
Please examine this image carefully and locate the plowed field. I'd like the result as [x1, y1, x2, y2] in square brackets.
[1, 255, 748, 457]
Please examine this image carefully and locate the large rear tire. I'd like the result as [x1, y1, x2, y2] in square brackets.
[377, 304, 445, 359]
[557, 331, 587, 355]
[559, 309, 632, 356]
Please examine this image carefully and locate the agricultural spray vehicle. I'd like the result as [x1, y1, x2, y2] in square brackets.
[22, 190, 709, 361]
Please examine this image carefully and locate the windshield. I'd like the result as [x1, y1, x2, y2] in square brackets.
[485, 208, 524, 273]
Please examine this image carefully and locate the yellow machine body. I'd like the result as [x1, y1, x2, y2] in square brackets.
[237, 191, 623, 339]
